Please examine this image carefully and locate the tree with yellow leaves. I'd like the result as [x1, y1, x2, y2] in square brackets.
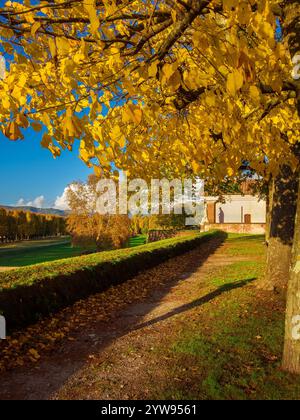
[0, 0, 299, 372]
[66, 175, 131, 250]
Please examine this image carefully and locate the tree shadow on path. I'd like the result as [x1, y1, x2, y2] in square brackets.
[0, 232, 240, 400]
[132, 278, 256, 332]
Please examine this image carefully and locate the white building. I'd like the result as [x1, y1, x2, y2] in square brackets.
[205, 194, 266, 234]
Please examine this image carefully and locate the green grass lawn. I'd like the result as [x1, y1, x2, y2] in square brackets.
[0, 237, 96, 267]
[127, 235, 147, 247]
[152, 234, 300, 400]
[0, 235, 149, 268]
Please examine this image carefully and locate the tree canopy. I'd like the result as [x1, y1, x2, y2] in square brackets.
[0, 207, 66, 241]
[0, 0, 299, 180]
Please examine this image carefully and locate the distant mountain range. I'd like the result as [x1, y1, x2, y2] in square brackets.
[0, 205, 67, 216]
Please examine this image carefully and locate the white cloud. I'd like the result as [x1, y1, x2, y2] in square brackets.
[27, 196, 45, 208]
[54, 187, 71, 211]
[16, 195, 46, 208]
[16, 198, 26, 206]
[54, 183, 96, 212]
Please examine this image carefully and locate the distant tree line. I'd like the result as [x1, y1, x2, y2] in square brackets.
[0, 208, 67, 242]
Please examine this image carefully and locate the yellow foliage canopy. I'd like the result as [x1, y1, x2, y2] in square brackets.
[0, 0, 299, 181]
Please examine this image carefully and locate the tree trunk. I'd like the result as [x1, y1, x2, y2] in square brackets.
[281, 0, 300, 373]
[265, 177, 274, 245]
[282, 178, 300, 373]
[260, 165, 299, 293]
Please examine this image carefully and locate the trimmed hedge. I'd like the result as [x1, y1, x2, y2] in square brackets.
[0, 230, 224, 330]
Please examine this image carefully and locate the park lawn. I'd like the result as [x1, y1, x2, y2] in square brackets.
[0, 237, 71, 250]
[0, 238, 96, 267]
[127, 235, 147, 247]
[0, 235, 148, 268]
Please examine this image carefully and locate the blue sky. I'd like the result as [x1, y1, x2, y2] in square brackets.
[0, 130, 92, 208]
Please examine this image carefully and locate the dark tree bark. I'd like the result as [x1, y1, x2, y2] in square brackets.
[265, 178, 274, 245]
[260, 166, 299, 293]
[281, 0, 300, 373]
[259, 0, 300, 293]
[282, 179, 300, 373]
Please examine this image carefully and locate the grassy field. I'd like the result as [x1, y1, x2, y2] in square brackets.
[0, 235, 148, 268]
[0, 237, 96, 267]
[127, 235, 147, 247]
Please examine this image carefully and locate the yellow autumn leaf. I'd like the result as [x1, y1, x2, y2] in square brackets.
[31, 121, 43, 132]
[191, 160, 201, 174]
[167, 70, 181, 92]
[126, 105, 143, 125]
[249, 86, 261, 103]
[161, 62, 178, 85]
[117, 134, 126, 148]
[64, 117, 75, 137]
[80, 147, 90, 162]
[16, 113, 29, 128]
[226, 70, 244, 96]
[48, 38, 57, 58]
[227, 167, 234, 177]
[192, 32, 209, 50]
[28, 348, 40, 360]
[223, 0, 238, 10]
[148, 60, 159, 78]
[56, 38, 70, 56]
[205, 93, 216, 107]
[2, 96, 10, 110]
[237, 1, 251, 25]
[93, 164, 103, 177]
[31, 21, 41, 37]
[41, 133, 52, 148]
[18, 73, 27, 88]
[24, 11, 35, 24]
[5, 121, 23, 141]
[83, 0, 100, 37]
[111, 125, 122, 139]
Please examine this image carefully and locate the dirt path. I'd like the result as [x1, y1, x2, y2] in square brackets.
[0, 235, 254, 400]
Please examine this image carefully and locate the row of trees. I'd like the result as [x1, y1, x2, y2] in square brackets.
[0, 0, 299, 373]
[0, 208, 66, 242]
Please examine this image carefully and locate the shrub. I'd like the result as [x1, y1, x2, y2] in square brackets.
[0, 230, 224, 330]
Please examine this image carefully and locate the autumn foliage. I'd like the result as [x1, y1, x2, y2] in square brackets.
[66, 176, 131, 250]
[0, 208, 66, 242]
[0, 0, 300, 374]
[0, 0, 298, 181]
